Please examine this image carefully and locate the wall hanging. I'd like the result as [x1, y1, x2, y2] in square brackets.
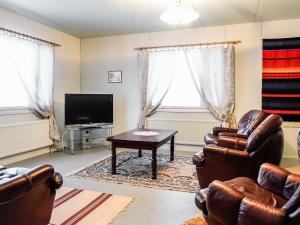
[262, 37, 300, 121]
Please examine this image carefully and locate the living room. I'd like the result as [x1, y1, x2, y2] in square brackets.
[0, 1, 300, 225]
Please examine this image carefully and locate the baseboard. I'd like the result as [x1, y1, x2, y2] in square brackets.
[0, 147, 50, 165]
[161, 144, 299, 158]
[159, 143, 201, 153]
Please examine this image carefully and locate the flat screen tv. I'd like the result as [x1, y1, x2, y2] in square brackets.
[65, 94, 113, 126]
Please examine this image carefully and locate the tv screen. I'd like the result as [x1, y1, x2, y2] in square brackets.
[65, 94, 113, 125]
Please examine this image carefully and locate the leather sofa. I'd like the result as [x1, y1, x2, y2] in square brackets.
[193, 114, 284, 188]
[195, 163, 300, 225]
[0, 164, 63, 225]
[204, 109, 268, 145]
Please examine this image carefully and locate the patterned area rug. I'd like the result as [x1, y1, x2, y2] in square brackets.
[50, 187, 132, 225]
[181, 214, 207, 225]
[69, 151, 199, 193]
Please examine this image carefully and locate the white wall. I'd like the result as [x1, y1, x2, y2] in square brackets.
[0, 8, 81, 134]
[81, 18, 300, 158]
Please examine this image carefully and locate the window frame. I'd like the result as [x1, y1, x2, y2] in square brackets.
[157, 106, 210, 113]
[0, 106, 31, 116]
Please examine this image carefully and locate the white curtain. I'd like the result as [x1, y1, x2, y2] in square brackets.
[183, 45, 236, 127]
[138, 49, 177, 128]
[138, 44, 236, 128]
[0, 31, 60, 145]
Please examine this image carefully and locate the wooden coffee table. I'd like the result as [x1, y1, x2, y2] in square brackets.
[107, 128, 178, 179]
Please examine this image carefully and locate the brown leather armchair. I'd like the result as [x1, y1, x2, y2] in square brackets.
[193, 114, 284, 188]
[195, 163, 300, 225]
[0, 164, 63, 225]
[204, 109, 268, 145]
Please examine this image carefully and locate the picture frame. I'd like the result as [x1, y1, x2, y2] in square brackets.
[108, 70, 122, 83]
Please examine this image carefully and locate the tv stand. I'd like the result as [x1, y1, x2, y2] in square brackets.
[62, 124, 113, 154]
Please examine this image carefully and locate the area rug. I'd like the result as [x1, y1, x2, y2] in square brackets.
[50, 187, 133, 225]
[69, 151, 199, 193]
[182, 214, 207, 225]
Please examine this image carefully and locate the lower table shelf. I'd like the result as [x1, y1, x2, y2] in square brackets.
[62, 125, 113, 154]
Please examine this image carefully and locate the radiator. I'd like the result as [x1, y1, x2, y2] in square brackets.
[0, 120, 52, 158]
[146, 118, 220, 145]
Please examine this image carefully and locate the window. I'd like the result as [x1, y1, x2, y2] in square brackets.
[148, 49, 207, 108]
[0, 32, 54, 110]
[0, 35, 29, 108]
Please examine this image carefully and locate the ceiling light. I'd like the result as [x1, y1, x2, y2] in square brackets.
[160, 0, 199, 25]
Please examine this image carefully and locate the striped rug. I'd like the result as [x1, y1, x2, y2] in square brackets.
[262, 37, 300, 121]
[50, 187, 133, 225]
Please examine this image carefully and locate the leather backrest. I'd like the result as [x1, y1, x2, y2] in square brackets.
[257, 163, 300, 214]
[258, 163, 290, 196]
[284, 174, 300, 200]
[246, 114, 283, 152]
[283, 186, 300, 214]
[237, 110, 268, 136]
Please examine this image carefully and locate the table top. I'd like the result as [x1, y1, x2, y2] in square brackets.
[107, 128, 178, 144]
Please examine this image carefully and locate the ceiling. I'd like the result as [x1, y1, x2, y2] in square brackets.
[0, 0, 300, 38]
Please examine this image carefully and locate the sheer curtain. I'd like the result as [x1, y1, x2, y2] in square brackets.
[183, 45, 236, 127]
[1, 31, 60, 145]
[138, 49, 177, 128]
[138, 44, 236, 128]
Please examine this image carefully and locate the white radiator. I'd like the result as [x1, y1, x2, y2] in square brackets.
[146, 118, 220, 145]
[0, 120, 52, 158]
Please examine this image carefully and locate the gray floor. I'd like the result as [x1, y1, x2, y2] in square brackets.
[10, 147, 200, 225]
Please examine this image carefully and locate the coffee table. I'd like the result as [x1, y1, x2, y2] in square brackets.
[107, 128, 178, 179]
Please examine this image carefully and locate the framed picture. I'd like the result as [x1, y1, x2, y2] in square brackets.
[108, 70, 122, 83]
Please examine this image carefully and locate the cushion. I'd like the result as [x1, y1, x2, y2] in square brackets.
[225, 177, 287, 208]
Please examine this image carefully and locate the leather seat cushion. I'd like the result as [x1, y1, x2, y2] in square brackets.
[225, 177, 287, 208]
[204, 133, 218, 145]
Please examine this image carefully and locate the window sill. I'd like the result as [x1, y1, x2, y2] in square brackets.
[0, 107, 31, 116]
[157, 107, 210, 113]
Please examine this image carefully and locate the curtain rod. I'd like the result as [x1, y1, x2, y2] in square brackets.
[0, 27, 61, 47]
[134, 40, 241, 51]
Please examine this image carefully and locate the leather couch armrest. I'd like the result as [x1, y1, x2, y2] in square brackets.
[204, 145, 250, 161]
[206, 180, 244, 224]
[212, 127, 238, 136]
[207, 181, 286, 225]
[49, 172, 63, 191]
[218, 136, 247, 150]
[237, 197, 286, 225]
[193, 151, 204, 167]
[0, 165, 55, 203]
[257, 163, 290, 196]
[195, 189, 208, 216]
[219, 132, 248, 139]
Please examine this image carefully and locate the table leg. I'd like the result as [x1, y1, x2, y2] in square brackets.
[138, 149, 142, 157]
[112, 143, 116, 175]
[170, 135, 174, 161]
[108, 128, 112, 149]
[152, 148, 157, 179]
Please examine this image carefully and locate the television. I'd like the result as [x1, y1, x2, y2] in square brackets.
[65, 94, 113, 126]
